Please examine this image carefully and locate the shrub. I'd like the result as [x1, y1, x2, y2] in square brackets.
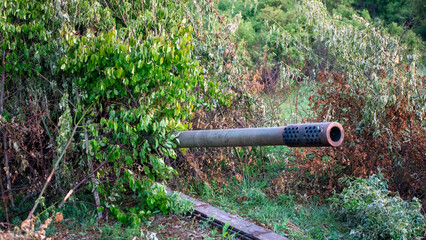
[276, 0, 425, 202]
[242, 188, 266, 206]
[58, 0, 230, 224]
[172, 0, 266, 188]
[330, 172, 425, 240]
[1, 0, 258, 226]
[168, 192, 194, 215]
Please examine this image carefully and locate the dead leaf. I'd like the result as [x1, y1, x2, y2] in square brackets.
[235, 173, 243, 182]
[55, 212, 64, 223]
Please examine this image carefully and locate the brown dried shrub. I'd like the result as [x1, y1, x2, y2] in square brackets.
[281, 73, 425, 203]
[0, 110, 54, 198]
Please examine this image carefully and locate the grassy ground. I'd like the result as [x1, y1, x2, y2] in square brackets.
[183, 154, 349, 240]
[47, 211, 230, 239]
[0, 193, 235, 240]
[180, 83, 351, 239]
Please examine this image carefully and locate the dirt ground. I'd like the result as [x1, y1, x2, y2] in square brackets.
[0, 214, 224, 240]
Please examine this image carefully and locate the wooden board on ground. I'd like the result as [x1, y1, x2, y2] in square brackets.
[167, 188, 289, 240]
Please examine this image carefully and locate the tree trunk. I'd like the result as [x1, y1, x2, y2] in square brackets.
[0, 165, 9, 225]
[84, 128, 102, 219]
[1, 49, 14, 207]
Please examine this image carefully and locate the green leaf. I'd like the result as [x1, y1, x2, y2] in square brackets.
[125, 156, 133, 165]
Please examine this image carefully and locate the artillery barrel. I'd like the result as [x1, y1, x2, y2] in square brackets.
[174, 122, 344, 148]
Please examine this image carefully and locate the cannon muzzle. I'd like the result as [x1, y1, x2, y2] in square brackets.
[174, 122, 344, 148]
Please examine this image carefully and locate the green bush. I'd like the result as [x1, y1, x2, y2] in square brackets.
[57, 0, 233, 225]
[168, 192, 194, 215]
[242, 188, 266, 206]
[330, 172, 425, 240]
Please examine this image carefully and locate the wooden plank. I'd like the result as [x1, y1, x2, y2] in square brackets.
[167, 188, 289, 240]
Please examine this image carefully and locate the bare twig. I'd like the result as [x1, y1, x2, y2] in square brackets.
[58, 158, 108, 208]
[84, 127, 102, 219]
[124, 85, 139, 108]
[0, 165, 9, 225]
[37, 72, 76, 108]
[113, 0, 128, 27]
[26, 103, 93, 220]
[18, 192, 38, 209]
[26, 123, 78, 220]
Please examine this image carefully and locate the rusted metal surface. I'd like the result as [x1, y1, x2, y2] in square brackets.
[282, 122, 344, 147]
[174, 122, 344, 148]
[167, 188, 289, 240]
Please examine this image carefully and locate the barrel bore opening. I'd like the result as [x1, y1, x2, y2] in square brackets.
[330, 126, 342, 142]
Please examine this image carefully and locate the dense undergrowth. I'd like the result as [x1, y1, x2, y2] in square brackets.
[185, 156, 424, 239]
[185, 151, 348, 239]
[0, 0, 425, 239]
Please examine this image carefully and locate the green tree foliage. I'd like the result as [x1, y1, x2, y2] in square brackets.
[219, 0, 424, 79]
[57, 0, 231, 225]
[324, 0, 425, 61]
[352, 0, 425, 40]
[1, 0, 234, 226]
[278, 0, 425, 203]
[0, 0, 57, 120]
[0, 0, 62, 211]
[219, 0, 300, 69]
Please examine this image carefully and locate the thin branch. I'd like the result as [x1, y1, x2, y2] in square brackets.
[26, 123, 78, 220]
[0, 50, 8, 224]
[37, 72, 76, 108]
[26, 104, 94, 220]
[1, 50, 5, 113]
[125, 85, 139, 108]
[113, 0, 128, 27]
[152, 0, 158, 36]
[84, 127, 102, 219]
[0, 164, 9, 225]
[18, 192, 38, 209]
[58, 158, 108, 208]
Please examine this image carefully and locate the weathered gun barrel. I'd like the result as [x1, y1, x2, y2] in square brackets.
[174, 122, 344, 148]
